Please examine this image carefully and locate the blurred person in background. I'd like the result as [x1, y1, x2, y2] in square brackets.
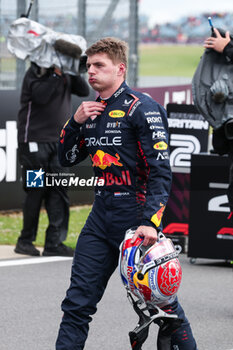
[204, 28, 233, 222]
[15, 62, 89, 257]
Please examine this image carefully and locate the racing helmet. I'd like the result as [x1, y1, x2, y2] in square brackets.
[119, 228, 182, 306]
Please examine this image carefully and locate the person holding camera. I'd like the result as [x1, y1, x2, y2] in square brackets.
[204, 27, 233, 220]
[15, 62, 90, 257]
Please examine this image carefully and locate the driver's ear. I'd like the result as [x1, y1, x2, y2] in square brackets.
[118, 62, 126, 76]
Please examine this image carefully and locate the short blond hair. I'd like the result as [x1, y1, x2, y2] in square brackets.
[86, 37, 128, 69]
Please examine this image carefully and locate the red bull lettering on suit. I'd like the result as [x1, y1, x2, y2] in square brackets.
[100, 170, 132, 186]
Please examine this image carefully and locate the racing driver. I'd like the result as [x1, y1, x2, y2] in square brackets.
[56, 37, 197, 349]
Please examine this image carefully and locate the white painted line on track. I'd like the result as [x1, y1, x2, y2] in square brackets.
[0, 256, 72, 267]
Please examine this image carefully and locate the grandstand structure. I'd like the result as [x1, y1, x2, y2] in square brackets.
[0, 0, 139, 89]
[141, 12, 233, 44]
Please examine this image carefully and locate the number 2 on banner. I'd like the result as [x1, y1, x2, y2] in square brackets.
[169, 134, 201, 168]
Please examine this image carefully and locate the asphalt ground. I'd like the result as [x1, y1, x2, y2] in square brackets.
[0, 249, 232, 350]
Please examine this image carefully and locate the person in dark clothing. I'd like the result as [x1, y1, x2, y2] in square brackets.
[204, 28, 233, 220]
[212, 124, 233, 219]
[15, 62, 90, 257]
[55, 37, 197, 349]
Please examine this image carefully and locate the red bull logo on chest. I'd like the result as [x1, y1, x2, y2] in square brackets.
[90, 150, 123, 170]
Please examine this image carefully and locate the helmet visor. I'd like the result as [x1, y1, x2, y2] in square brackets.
[141, 239, 176, 265]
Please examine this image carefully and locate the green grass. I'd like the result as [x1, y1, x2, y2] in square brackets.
[0, 57, 16, 72]
[139, 44, 203, 77]
[0, 206, 91, 249]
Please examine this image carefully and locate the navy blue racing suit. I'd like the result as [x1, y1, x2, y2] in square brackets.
[56, 81, 197, 349]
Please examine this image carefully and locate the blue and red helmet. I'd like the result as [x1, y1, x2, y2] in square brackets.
[119, 228, 182, 306]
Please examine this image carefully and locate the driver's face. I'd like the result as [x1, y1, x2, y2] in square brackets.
[86, 53, 123, 93]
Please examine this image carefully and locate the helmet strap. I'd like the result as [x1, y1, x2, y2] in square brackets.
[127, 291, 183, 350]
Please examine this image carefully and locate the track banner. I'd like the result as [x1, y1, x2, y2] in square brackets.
[188, 154, 232, 260]
[163, 104, 209, 237]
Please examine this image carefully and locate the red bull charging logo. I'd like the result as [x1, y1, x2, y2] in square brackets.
[157, 259, 182, 296]
[90, 150, 123, 170]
